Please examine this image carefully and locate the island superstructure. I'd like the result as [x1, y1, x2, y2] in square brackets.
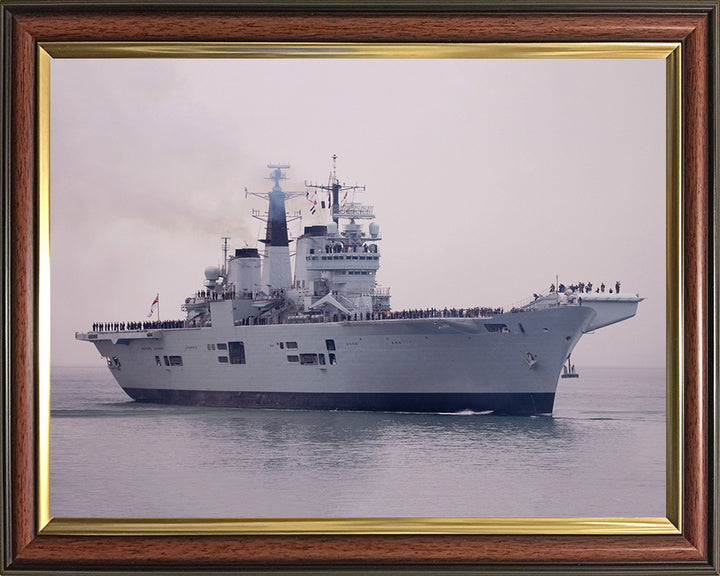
[76, 159, 643, 415]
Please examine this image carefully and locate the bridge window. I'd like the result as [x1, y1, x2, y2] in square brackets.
[325, 339, 336, 351]
[218, 356, 228, 363]
[484, 323, 508, 333]
[169, 355, 183, 366]
[217, 343, 227, 350]
[287, 355, 299, 363]
[286, 341, 298, 349]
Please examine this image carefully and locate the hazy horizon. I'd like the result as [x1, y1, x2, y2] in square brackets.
[50, 57, 666, 370]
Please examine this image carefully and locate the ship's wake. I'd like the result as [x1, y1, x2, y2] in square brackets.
[438, 409, 494, 416]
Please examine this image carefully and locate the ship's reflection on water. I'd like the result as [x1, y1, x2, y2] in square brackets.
[196, 408, 578, 470]
[50, 365, 664, 518]
[179, 408, 587, 516]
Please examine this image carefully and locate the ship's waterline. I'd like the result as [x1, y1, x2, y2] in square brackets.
[76, 161, 642, 415]
[121, 389, 557, 414]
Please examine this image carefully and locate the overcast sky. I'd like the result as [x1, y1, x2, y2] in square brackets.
[50, 57, 666, 369]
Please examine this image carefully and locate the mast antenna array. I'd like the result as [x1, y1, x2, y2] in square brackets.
[305, 154, 366, 224]
[245, 163, 305, 202]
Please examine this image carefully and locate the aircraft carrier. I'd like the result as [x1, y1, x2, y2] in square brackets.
[76, 158, 643, 415]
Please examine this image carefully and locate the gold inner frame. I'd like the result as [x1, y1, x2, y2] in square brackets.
[36, 41, 682, 536]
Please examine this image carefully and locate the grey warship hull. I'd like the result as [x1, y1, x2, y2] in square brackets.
[79, 306, 594, 415]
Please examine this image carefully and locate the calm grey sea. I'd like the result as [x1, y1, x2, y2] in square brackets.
[50, 365, 665, 518]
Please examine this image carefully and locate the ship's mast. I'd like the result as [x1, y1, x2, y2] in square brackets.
[306, 154, 366, 224]
[221, 236, 231, 276]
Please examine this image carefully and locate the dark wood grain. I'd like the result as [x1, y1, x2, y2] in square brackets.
[3, 3, 716, 572]
[11, 11, 708, 42]
[10, 12, 37, 561]
[10, 534, 707, 568]
[681, 9, 710, 560]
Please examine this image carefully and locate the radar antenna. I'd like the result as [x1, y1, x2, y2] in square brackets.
[245, 164, 304, 201]
[305, 154, 366, 224]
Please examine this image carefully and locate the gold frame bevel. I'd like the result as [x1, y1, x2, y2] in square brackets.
[37, 41, 682, 538]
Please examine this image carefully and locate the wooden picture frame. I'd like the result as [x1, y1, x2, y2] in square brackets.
[2, 1, 717, 573]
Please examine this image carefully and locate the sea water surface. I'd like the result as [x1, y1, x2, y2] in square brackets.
[50, 365, 665, 518]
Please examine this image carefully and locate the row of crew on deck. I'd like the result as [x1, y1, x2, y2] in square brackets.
[92, 304, 513, 332]
[548, 281, 621, 295]
[322, 243, 378, 254]
[378, 307, 505, 319]
[289, 306, 506, 323]
[92, 320, 185, 332]
[189, 287, 259, 303]
[194, 289, 238, 301]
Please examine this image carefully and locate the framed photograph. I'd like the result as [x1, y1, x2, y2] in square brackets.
[2, 1, 716, 574]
